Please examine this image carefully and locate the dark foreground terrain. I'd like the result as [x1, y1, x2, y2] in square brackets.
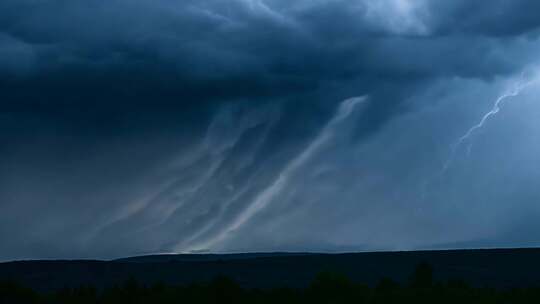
[2, 248, 540, 303]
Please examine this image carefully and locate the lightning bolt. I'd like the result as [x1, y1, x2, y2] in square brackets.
[420, 69, 539, 199]
[442, 70, 539, 173]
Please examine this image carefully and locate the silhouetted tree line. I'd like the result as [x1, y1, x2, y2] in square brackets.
[2, 262, 540, 303]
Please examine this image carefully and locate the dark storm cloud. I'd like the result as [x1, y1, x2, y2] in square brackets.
[426, 0, 540, 37]
[1, 0, 537, 130]
[2, 0, 539, 107]
[2, 0, 536, 141]
[1, 0, 540, 260]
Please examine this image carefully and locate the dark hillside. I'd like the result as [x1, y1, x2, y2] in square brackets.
[2, 248, 540, 292]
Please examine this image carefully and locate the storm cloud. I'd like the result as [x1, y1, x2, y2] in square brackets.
[1, 0, 540, 261]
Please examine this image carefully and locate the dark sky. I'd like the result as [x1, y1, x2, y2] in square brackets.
[2, 0, 540, 261]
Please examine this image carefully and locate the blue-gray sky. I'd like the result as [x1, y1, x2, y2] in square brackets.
[2, 0, 540, 261]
